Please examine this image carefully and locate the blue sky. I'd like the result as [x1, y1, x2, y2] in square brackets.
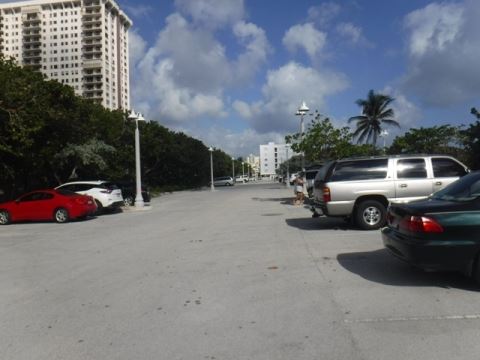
[120, 0, 480, 157]
[4, 0, 480, 156]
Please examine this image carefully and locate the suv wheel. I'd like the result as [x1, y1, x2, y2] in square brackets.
[355, 200, 386, 230]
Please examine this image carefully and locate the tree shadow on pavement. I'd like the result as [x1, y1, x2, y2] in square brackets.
[337, 248, 478, 291]
[285, 216, 355, 231]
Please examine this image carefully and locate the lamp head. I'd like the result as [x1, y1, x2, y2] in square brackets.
[128, 110, 138, 120]
[298, 101, 309, 114]
[137, 113, 145, 121]
[208, 147, 213, 152]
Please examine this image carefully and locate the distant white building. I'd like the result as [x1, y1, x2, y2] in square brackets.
[259, 142, 294, 176]
[245, 154, 260, 177]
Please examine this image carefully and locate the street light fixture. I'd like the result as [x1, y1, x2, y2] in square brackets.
[242, 161, 245, 182]
[285, 144, 290, 188]
[295, 101, 309, 194]
[128, 110, 145, 208]
[379, 129, 389, 154]
[209, 147, 215, 191]
[232, 157, 235, 180]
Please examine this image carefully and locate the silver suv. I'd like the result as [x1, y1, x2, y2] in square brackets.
[312, 155, 469, 230]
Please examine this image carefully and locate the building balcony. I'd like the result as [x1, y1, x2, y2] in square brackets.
[84, 2, 102, 9]
[84, 78, 103, 86]
[83, 45, 102, 53]
[23, 52, 42, 60]
[82, 59, 103, 69]
[23, 61, 42, 70]
[23, 17, 41, 24]
[83, 38, 102, 46]
[23, 28, 41, 34]
[83, 17, 102, 26]
[82, 32, 102, 40]
[23, 38, 42, 46]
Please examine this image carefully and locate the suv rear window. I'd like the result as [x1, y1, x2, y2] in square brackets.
[330, 159, 388, 181]
[432, 158, 467, 178]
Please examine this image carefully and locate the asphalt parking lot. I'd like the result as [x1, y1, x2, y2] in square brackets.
[1, 181, 480, 360]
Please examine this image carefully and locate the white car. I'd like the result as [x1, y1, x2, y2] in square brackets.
[55, 180, 123, 211]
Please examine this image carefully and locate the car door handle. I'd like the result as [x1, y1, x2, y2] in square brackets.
[435, 181, 442, 186]
[400, 184, 408, 188]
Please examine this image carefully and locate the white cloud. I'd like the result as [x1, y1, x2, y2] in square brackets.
[283, 23, 327, 58]
[233, 21, 271, 83]
[190, 126, 286, 157]
[336, 22, 372, 47]
[382, 87, 423, 134]
[307, 2, 341, 27]
[129, 29, 147, 67]
[174, 0, 245, 28]
[405, 3, 464, 57]
[401, 0, 480, 106]
[234, 62, 349, 133]
[123, 4, 153, 19]
[130, 12, 270, 125]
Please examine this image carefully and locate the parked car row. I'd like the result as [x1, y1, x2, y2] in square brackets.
[211, 175, 258, 186]
[0, 180, 151, 225]
[307, 154, 480, 284]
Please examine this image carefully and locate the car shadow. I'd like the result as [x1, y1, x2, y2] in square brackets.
[337, 248, 478, 291]
[252, 197, 296, 205]
[285, 216, 355, 231]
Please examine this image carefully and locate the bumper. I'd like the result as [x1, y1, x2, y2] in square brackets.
[382, 227, 476, 273]
[106, 200, 124, 209]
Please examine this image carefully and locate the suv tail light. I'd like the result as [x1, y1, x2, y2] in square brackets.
[322, 187, 331, 203]
[401, 216, 444, 233]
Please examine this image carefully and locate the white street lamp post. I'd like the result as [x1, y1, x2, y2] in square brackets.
[296, 101, 309, 194]
[209, 147, 215, 191]
[286, 145, 290, 188]
[232, 157, 235, 180]
[242, 162, 245, 182]
[380, 129, 389, 154]
[128, 110, 145, 208]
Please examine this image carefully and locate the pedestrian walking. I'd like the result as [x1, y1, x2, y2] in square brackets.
[293, 173, 305, 205]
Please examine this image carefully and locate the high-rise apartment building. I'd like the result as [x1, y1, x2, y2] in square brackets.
[0, 0, 132, 110]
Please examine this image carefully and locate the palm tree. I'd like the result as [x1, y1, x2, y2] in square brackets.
[348, 90, 400, 148]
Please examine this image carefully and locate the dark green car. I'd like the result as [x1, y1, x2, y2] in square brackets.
[382, 171, 480, 283]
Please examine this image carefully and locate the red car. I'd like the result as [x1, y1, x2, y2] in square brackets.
[0, 189, 97, 225]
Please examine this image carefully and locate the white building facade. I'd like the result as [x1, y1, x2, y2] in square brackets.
[259, 142, 294, 176]
[0, 0, 131, 110]
[245, 154, 260, 177]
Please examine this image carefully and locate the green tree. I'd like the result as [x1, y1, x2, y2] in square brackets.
[286, 112, 380, 163]
[471, 107, 480, 119]
[348, 90, 399, 148]
[462, 109, 480, 170]
[388, 125, 465, 157]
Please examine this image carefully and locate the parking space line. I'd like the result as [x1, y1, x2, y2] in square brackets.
[344, 314, 480, 324]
